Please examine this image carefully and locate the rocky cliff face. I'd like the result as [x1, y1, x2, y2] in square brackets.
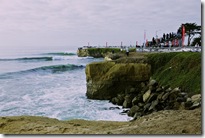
[77, 48, 122, 58]
[77, 48, 89, 57]
[85, 61, 151, 100]
[85, 56, 201, 120]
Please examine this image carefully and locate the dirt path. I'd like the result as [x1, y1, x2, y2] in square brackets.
[0, 108, 201, 134]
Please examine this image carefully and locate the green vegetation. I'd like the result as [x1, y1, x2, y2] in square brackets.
[129, 48, 136, 52]
[87, 48, 121, 57]
[146, 52, 201, 96]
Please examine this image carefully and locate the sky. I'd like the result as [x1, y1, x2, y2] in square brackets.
[0, 0, 202, 50]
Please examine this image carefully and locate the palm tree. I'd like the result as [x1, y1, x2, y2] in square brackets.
[177, 23, 201, 46]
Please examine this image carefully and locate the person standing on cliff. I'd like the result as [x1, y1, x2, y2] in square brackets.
[126, 47, 129, 56]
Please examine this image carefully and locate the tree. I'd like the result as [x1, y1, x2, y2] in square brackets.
[163, 33, 166, 41]
[191, 36, 201, 46]
[166, 34, 169, 40]
[177, 23, 201, 46]
[152, 37, 156, 46]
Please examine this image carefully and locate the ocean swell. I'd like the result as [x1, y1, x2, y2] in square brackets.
[0, 64, 85, 78]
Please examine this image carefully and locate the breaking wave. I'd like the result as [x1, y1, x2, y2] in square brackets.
[0, 64, 85, 78]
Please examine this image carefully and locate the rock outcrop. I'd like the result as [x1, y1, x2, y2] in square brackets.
[85, 61, 151, 100]
[111, 78, 202, 120]
[77, 48, 89, 57]
[77, 48, 121, 58]
[85, 51, 201, 120]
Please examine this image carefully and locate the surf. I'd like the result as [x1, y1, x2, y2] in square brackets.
[0, 57, 53, 61]
[0, 64, 85, 78]
[43, 52, 76, 56]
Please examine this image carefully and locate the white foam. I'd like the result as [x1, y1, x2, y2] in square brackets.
[0, 54, 131, 122]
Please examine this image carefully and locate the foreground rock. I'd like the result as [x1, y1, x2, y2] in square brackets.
[0, 108, 201, 134]
[85, 61, 151, 100]
[113, 78, 202, 120]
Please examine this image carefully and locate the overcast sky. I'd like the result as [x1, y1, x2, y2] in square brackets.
[0, 0, 201, 50]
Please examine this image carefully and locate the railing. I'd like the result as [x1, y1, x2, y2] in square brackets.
[137, 46, 201, 53]
[79, 45, 202, 53]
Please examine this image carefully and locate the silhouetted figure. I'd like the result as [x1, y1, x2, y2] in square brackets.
[126, 47, 129, 56]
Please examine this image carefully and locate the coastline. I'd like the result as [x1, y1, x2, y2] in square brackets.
[0, 108, 201, 134]
[0, 50, 202, 134]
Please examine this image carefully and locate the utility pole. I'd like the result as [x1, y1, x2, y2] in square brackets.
[156, 29, 161, 48]
[143, 30, 146, 52]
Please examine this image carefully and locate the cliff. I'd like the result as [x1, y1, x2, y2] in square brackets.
[85, 52, 201, 119]
[85, 61, 151, 99]
[85, 52, 201, 99]
[146, 52, 201, 96]
[0, 51, 201, 134]
[77, 47, 121, 58]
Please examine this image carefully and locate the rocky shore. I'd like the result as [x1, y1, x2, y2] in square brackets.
[86, 50, 201, 122]
[0, 51, 202, 134]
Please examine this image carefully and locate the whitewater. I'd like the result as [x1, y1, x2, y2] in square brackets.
[0, 48, 132, 122]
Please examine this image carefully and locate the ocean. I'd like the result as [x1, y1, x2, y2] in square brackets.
[0, 47, 132, 122]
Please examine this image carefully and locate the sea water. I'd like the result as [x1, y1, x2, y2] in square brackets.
[0, 47, 132, 121]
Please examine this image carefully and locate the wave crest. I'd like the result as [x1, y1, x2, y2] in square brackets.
[43, 52, 76, 56]
[30, 64, 84, 73]
[0, 64, 85, 78]
[0, 57, 53, 61]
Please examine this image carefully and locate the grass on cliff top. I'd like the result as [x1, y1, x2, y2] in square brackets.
[87, 48, 121, 54]
[146, 52, 201, 96]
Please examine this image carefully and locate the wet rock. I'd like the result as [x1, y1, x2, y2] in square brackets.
[148, 79, 158, 87]
[123, 95, 135, 108]
[149, 85, 157, 92]
[129, 88, 137, 94]
[146, 93, 158, 103]
[179, 92, 187, 96]
[115, 94, 125, 105]
[143, 90, 151, 102]
[138, 103, 144, 107]
[174, 102, 186, 110]
[132, 95, 143, 106]
[141, 82, 146, 88]
[133, 112, 143, 120]
[143, 103, 151, 112]
[104, 56, 112, 61]
[111, 97, 118, 105]
[141, 86, 149, 94]
[162, 85, 170, 91]
[189, 102, 201, 110]
[128, 105, 140, 117]
[123, 101, 132, 108]
[162, 92, 170, 101]
[120, 110, 129, 115]
[165, 87, 172, 93]
[156, 87, 163, 93]
[191, 94, 201, 103]
[149, 100, 159, 111]
[176, 97, 186, 102]
[171, 87, 181, 93]
[109, 107, 120, 110]
[157, 92, 164, 100]
[186, 98, 192, 102]
[169, 92, 178, 101]
[184, 101, 193, 109]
